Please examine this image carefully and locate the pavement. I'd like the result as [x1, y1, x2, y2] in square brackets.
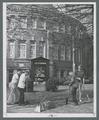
[7, 84, 94, 113]
[44, 102, 93, 113]
[7, 102, 93, 113]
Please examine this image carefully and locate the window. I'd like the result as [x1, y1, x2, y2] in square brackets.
[20, 34, 24, 40]
[10, 18, 16, 29]
[66, 47, 71, 61]
[19, 43, 26, 58]
[53, 45, 58, 60]
[59, 25, 65, 33]
[37, 19, 46, 29]
[39, 39, 45, 58]
[20, 17, 27, 28]
[67, 25, 71, 34]
[60, 45, 65, 60]
[53, 25, 59, 32]
[9, 42, 15, 58]
[30, 43, 36, 58]
[32, 19, 37, 29]
[31, 36, 35, 41]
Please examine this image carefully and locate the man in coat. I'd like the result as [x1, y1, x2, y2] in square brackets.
[18, 70, 29, 105]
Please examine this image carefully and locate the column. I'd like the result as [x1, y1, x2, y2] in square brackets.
[47, 30, 49, 59]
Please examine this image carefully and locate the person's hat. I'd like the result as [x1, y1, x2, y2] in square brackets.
[22, 70, 25, 73]
[25, 70, 29, 73]
[17, 71, 21, 74]
[69, 72, 74, 76]
[76, 77, 81, 81]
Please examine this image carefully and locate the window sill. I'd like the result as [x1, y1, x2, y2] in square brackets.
[32, 28, 46, 31]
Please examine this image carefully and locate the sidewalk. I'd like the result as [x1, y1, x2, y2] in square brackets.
[7, 84, 93, 113]
[7, 102, 93, 113]
[43, 103, 93, 113]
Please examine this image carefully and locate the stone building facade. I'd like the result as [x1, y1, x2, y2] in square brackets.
[6, 4, 93, 84]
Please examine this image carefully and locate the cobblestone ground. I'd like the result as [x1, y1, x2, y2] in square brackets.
[7, 84, 94, 113]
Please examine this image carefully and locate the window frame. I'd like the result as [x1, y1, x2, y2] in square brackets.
[19, 43, 26, 58]
[66, 46, 71, 61]
[53, 44, 59, 60]
[30, 43, 36, 59]
[60, 45, 65, 61]
[39, 39, 46, 58]
[9, 42, 15, 58]
[32, 19, 37, 29]
[19, 16, 27, 29]
[37, 19, 46, 30]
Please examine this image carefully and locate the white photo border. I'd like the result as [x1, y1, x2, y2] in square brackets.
[3, 2, 96, 118]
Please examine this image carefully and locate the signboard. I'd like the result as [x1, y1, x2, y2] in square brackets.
[31, 57, 49, 82]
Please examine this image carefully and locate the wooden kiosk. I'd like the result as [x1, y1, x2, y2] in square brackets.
[30, 57, 49, 92]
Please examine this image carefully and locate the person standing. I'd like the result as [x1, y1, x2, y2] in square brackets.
[76, 65, 85, 102]
[18, 70, 29, 105]
[69, 77, 80, 105]
[65, 72, 79, 105]
[7, 70, 21, 105]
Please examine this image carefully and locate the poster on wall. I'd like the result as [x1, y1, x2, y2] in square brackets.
[34, 66, 46, 82]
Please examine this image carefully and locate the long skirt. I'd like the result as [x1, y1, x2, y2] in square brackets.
[7, 83, 20, 105]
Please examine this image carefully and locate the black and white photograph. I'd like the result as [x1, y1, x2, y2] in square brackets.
[3, 2, 96, 118]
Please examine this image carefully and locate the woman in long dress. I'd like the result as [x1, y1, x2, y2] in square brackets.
[7, 70, 20, 105]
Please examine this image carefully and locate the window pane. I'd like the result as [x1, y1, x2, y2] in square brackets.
[60, 45, 65, 60]
[37, 20, 45, 29]
[59, 25, 65, 33]
[10, 18, 16, 30]
[39, 45, 45, 57]
[9, 42, 15, 58]
[53, 45, 58, 60]
[66, 47, 71, 61]
[66, 25, 71, 34]
[20, 18, 27, 28]
[19, 44, 26, 58]
[53, 26, 59, 32]
[32, 19, 37, 29]
[30, 44, 36, 58]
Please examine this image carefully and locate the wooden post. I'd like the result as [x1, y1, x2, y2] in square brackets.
[47, 30, 49, 59]
[72, 36, 75, 76]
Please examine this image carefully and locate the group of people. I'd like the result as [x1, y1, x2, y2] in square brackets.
[7, 66, 84, 106]
[7, 70, 29, 105]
